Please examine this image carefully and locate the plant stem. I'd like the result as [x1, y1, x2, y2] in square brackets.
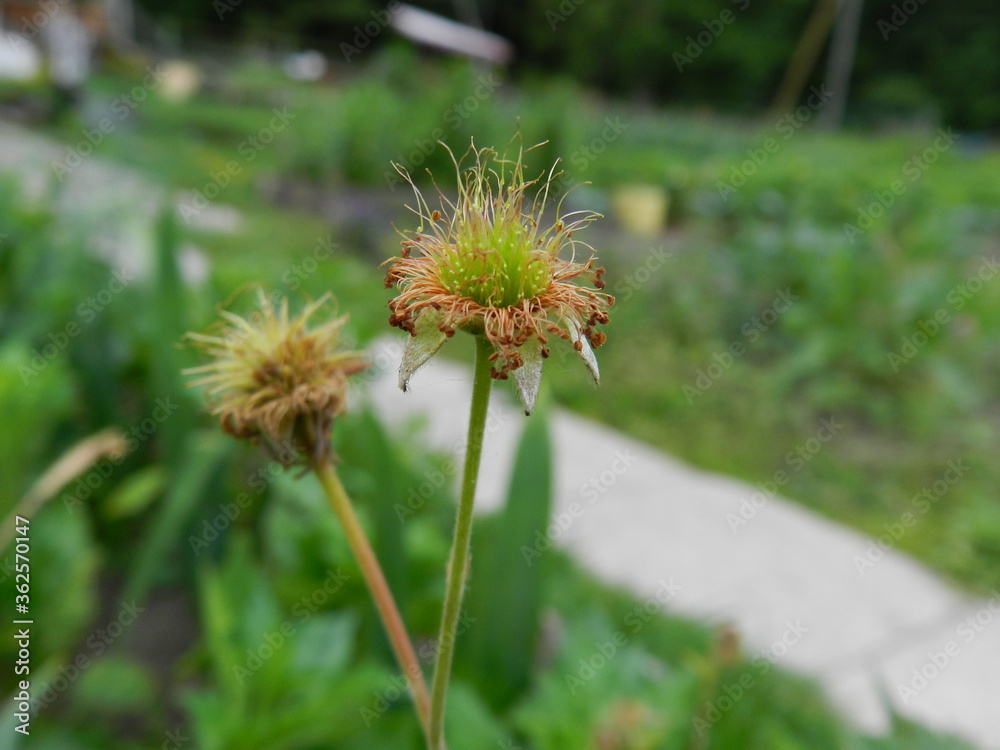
[428, 335, 494, 749]
[313, 459, 431, 742]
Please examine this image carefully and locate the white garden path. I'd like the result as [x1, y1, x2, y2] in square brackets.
[366, 348, 1000, 750]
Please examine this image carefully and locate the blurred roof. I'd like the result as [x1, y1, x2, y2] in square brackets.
[391, 3, 513, 65]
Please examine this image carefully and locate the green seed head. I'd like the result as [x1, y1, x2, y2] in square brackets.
[437, 217, 553, 307]
[430, 145, 564, 307]
[384, 139, 613, 398]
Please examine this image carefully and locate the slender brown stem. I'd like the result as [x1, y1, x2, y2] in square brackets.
[313, 459, 431, 742]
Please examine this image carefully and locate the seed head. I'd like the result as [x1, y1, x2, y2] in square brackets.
[383, 140, 613, 413]
[184, 290, 367, 465]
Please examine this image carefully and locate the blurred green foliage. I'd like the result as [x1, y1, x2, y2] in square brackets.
[0, 173, 971, 750]
[64, 54, 1000, 592]
[1, 55, 995, 749]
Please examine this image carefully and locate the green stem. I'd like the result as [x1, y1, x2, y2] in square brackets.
[428, 335, 494, 750]
[313, 460, 432, 743]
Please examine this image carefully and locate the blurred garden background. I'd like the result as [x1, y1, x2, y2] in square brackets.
[1, 0, 999, 748]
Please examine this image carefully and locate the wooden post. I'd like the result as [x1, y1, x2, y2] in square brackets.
[818, 0, 864, 129]
[769, 0, 841, 118]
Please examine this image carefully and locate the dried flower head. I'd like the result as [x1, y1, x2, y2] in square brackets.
[383, 141, 613, 413]
[184, 290, 367, 465]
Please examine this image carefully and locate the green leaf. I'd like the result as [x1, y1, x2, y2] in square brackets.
[444, 681, 509, 750]
[102, 465, 166, 519]
[291, 611, 358, 677]
[462, 405, 553, 709]
[123, 431, 232, 603]
[70, 656, 157, 715]
[399, 309, 447, 392]
[23, 502, 99, 656]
